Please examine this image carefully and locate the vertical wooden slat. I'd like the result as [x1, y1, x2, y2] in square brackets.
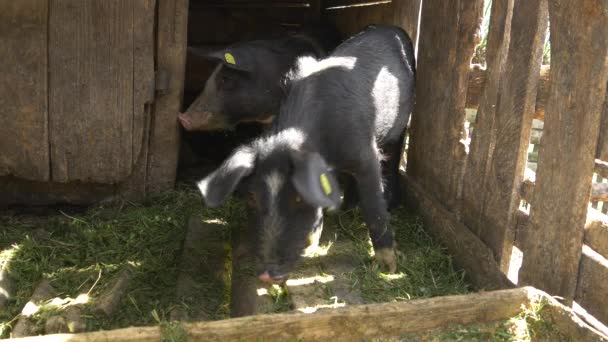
[461, 0, 514, 239]
[146, 0, 189, 193]
[391, 0, 421, 48]
[49, 0, 137, 184]
[407, 0, 484, 211]
[481, 0, 548, 271]
[597, 92, 608, 161]
[519, 0, 608, 303]
[121, 0, 156, 198]
[0, 0, 49, 181]
[463, 0, 549, 272]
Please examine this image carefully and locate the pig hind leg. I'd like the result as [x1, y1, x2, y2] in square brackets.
[354, 149, 397, 273]
[381, 132, 406, 211]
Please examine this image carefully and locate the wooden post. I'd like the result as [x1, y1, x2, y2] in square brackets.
[407, 0, 484, 211]
[519, 0, 608, 304]
[460, 0, 515, 238]
[147, 0, 189, 194]
[597, 90, 608, 161]
[463, 0, 549, 271]
[465, 65, 550, 121]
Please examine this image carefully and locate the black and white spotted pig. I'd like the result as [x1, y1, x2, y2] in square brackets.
[197, 25, 416, 284]
[178, 35, 328, 131]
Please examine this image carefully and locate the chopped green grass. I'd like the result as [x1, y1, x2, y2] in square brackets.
[321, 208, 469, 303]
[1, 186, 468, 337]
[0, 185, 248, 337]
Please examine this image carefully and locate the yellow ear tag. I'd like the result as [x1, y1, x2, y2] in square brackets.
[320, 173, 332, 196]
[224, 53, 236, 65]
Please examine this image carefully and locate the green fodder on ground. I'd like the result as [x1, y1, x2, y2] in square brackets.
[0, 186, 245, 337]
[1, 186, 468, 337]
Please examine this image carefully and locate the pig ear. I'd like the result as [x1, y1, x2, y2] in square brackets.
[290, 151, 342, 209]
[189, 46, 254, 72]
[197, 146, 257, 208]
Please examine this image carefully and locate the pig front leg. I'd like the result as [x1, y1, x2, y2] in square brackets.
[354, 153, 397, 273]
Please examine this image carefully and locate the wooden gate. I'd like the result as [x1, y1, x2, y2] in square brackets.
[0, 0, 188, 204]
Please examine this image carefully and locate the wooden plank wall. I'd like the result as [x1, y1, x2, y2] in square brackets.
[0, 0, 49, 182]
[406, 0, 484, 212]
[461, 0, 548, 271]
[325, 1, 421, 46]
[146, 0, 189, 194]
[518, 0, 608, 304]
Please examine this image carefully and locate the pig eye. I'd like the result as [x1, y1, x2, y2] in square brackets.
[295, 196, 302, 203]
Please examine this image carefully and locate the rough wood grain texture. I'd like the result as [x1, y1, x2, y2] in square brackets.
[464, 0, 548, 272]
[466, 65, 551, 121]
[9, 288, 533, 341]
[49, 0, 140, 183]
[407, 0, 483, 211]
[585, 208, 608, 259]
[146, 0, 189, 194]
[521, 180, 608, 206]
[325, 0, 421, 46]
[575, 245, 608, 327]
[598, 90, 608, 161]
[460, 0, 515, 249]
[403, 175, 514, 290]
[120, 0, 156, 199]
[0, 0, 49, 181]
[519, 0, 608, 304]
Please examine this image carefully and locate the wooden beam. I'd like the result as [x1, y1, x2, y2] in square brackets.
[147, 0, 189, 193]
[10, 288, 533, 341]
[403, 175, 514, 290]
[575, 245, 608, 327]
[462, 0, 548, 273]
[521, 179, 608, 204]
[466, 65, 550, 121]
[518, 0, 608, 304]
[585, 208, 608, 259]
[407, 0, 484, 211]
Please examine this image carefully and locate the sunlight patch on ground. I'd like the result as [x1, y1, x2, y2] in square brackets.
[297, 296, 345, 314]
[285, 274, 335, 287]
[203, 218, 227, 225]
[508, 245, 523, 285]
[302, 241, 333, 258]
[379, 272, 406, 281]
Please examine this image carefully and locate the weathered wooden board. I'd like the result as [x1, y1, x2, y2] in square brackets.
[575, 245, 608, 326]
[403, 175, 514, 291]
[519, 0, 608, 304]
[0, 0, 49, 181]
[407, 0, 483, 211]
[585, 208, 608, 259]
[460, 0, 514, 242]
[466, 65, 551, 121]
[8, 288, 532, 341]
[146, 0, 189, 194]
[463, 0, 548, 272]
[326, 0, 421, 46]
[598, 92, 608, 161]
[48, 0, 152, 184]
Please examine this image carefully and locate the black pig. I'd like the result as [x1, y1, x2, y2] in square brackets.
[197, 25, 416, 283]
[179, 35, 327, 131]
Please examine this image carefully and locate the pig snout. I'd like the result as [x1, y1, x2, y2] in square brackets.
[178, 111, 213, 131]
[258, 271, 288, 285]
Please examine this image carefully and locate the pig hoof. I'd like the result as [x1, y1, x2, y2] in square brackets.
[374, 248, 397, 273]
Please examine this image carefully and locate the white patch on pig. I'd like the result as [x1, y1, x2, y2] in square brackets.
[372, 66, 400, 138]
[289, 56, 357, 81]
[197, 146, 256, 200]
[255, 127, 307, 157]
[265, 171, 284, 199]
